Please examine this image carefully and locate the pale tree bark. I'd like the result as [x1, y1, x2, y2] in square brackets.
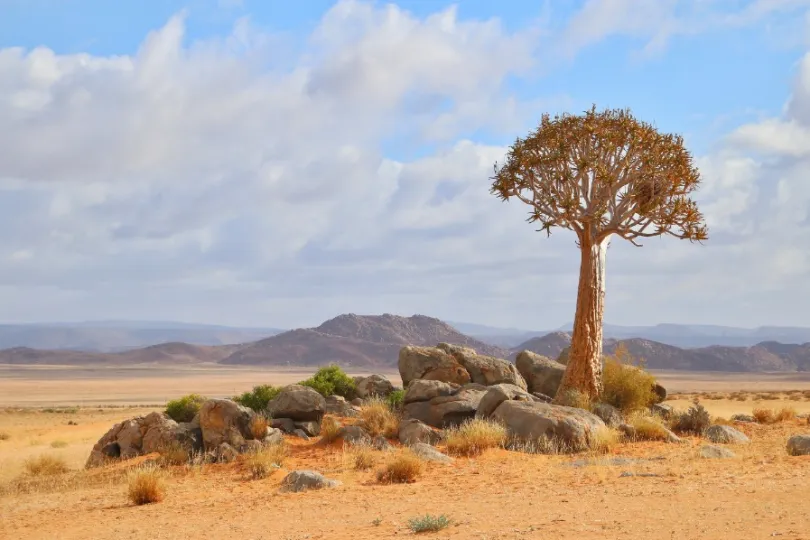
[554, 233, 610, 402]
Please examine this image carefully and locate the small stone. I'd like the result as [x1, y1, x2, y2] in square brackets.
[705, 425, 750, 444]
[700, 445, 736, 459]
[409, 442, 453, 463]
[280, 470, 341, 493]
[787, 434, 810, 456]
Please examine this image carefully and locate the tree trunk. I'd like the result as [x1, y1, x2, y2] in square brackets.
[554, 235, 609, 403]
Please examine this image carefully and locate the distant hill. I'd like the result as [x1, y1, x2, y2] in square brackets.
[0, 321, 283, 352]
[220, 314, 508, 367]
[511, 333, 810, 372]
[0, 342, 242, 366]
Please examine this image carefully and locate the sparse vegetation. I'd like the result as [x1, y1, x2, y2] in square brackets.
[249, 414, 269, 439]
[0, 431, 10, 441]
[246, 444, 288, 480]
[588, 426, 621, 454]
[407, 514, 451, 533]
[672, 399, 711, 435]
[127, 466, 166, 505]
[165, 393, 206, 423]
[158, 442, 191, 466]
[319, 416, 342, 443]
[377, 449, 423, 484]
[386, 389, 405, 411]
[299, 365, 357, 399]
[24, 454, 70, 476]
[50, 440, 68, 448]
[349, 444, 376, 471]
[444, 418, 507, 457]
[775, 406, 797, 422]
[233, 385, 281, 412]
[752, 407, 775, 424]
[555, 388, 592, 410]
[360, 397, 399, 438]
[627, 414, 673, 441]
[600, 345, 658, 412]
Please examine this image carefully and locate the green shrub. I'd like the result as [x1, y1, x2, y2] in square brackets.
[299, 365, 356, 399]
[165, 393, 207, 423]
[672, 399, 711, 434]
[407, 514, 451, 533]
[600, 344, 658, 412]
[233, 385, 281, 412]
[386, 389, 405, 410]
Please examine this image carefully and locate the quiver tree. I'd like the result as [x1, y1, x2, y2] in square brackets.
[491, 106, 707, 401]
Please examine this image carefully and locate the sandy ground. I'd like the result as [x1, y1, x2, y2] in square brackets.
[1, 405, 810, 540]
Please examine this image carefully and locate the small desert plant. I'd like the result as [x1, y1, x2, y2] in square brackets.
[444, 418, 507, 457]
[360, 398, 399, 438]
[671, 399, 711, 435]
[556, 388, 592, 410]
[386, 389, 405, 411]
[712, 416, 734, 426]
[165, 393, 206, 423]
[775, 406, 797, 422]
[588, 426, 621, 454]
[377, 449, 423, 483]
[299, 365, 356, 399]
[49, 440, 68, 449]
[627, 414, 673, 441]
[349, 444, 376, 471]
[127, 466, 166, 505]
[600, 345, 658, 412]
[158, 442, 191, 466]
[233, 385, 281, 412]
[246, 444, 288, 479]
[0, 431, 10, 441]
[507, 435, 572, 455]
[319, 416, 342, 444]
[249, 414, 269, 440]
[407, 514, 451, 533]
[752, 407, 775, 424]
[24, 454, 70, 476]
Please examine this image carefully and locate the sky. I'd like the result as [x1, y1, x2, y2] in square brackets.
[1, 0, 809, 331]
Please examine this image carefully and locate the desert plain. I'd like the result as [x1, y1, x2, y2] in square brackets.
[1, 366, 810, 540]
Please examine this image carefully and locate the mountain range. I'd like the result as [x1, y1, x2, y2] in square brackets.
[1, 314, 810, 372]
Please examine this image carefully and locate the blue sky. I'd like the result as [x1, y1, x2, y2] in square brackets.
[1, 0, 810, 330]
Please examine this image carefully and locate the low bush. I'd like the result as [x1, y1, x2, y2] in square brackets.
[672, 400, 711, 435]
[127, 467, 166, 505]
[600, 344, 658, 412]
[627, 414, 673, 441]
[377, 450, 423, 484]
[588, 426, 621, 454]
[752, 407, 774, 424]
[444, 418, 507, 457]
[555, 388, 592, 410]
[165, 393, 206, 423]
[249, 415, 269, 440]
[24, 454, 70, 476]
[299, 365, 356, 399]
[386, 389, 405, 411]
[360, 398, 399, 438]
[233, 385, 281, 412]
[407, 514, 451, 533]
[775, 406, 797, 422]
[246, 444, 288, 480]
[349, 444, 376, 471]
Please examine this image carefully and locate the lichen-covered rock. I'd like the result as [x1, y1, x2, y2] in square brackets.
[266, 385, 326, 422]
[198, 399, 256, 451]
[402, 384, 487, 428]
[398, 345, 471, 387]
[280, 470, 341, 493]
[398, 418, 442, 446]
[491, 400, 607, 452]
[476, 384, 538, 419]
[438, 344, 526, 389]
[786, 435, 810, 456]
[355, 374, 395, 399]
[514, 351, 566, 397]
[705, 425, 750, 444]
[403, 379, 459, 404]
[651, 403, 674, 419]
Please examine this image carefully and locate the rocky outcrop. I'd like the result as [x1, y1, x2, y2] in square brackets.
[410, 442, 453, 463]
[438, 343, 526, 389]
[403, 383, 488, 428]
[198, 399, 256, 451]
[86, 412, 202, 468]
[398, 418, 442, 446]
[476, 384, 538, 419]
[591, 403, 623, 427]
[355, 374, 395, 399]
[324, 395, 360, 417]
[266, 385, 326, 422]
[398, 346, 470, 387]
[403, 380, 459, 404]
[700, 445, 736, 459]
[514, 351, 565, 398]
[491, 400, 607, 452]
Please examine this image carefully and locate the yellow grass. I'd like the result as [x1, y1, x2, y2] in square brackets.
[50, 440, 68, 449]
[376, 449, 423, 484]
[588, 427, 621, 454]
[320, 416, 342, 443]
[24, 454, 70, 476]
[349, 445, 377, 471]
[626, 414, 672, 442]
[359, 398, 399, 438]
[249, 415, 269, 440]
[752, 408, 775, 424]
[444, 418, 507, 457]
[127, 467, 166, 505]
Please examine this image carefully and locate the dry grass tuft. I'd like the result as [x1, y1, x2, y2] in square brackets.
[507, 435, 573, 455]
[588, 426, 621, 454]
[444, 418, 507, 457]
[158, 442, 191, 466]
[360, 398, 399, 438]
[555, 388, 592, 410]
[320, 416, 342, 444]
[376, 449, 423, 484]
[601, 345, 658, 412]
[127, 466, 166, 505]
[712, 416, 734, 426]
[246, 443, 288, 479]
[24, 454, 70, 476]
[349, 444, 377, 471]
[775, 406, 797, 422]
[627, 414, 672, 441]
[752, 407, 775, 424]
[49, 440, 68, 449]
[249, 414, 269, 440]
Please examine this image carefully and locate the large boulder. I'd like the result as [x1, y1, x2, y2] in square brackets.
[786, 435, 810, 456]
[399, 418, 442, 446]
[491, 400, 607, 452]
[198, 399, 256, 451]
[86, 412, 202, 468]
[439, 343, 526, 389]
[398, 346, 471, 387]
[355, 374, 395, 399]
[324, 395, 360, 417]
[403, 383, 488, 428]
[514, 351, 566, 397]
[404, 379, 459, 404]
[591, 403, 623, 428]
[266, 385, 326, 422]
[476, 383, 538, 419]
